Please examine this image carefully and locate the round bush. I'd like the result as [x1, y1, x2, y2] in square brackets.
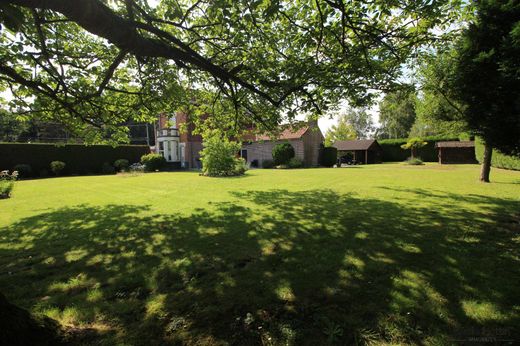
[50, 161, 66, 175]
[114, 159, 130, 172]
[13, 164, 32, 178]
[320, 147, 338, 167]
[141, 153, 166, 172]
[288, 157, 303, 168]
[272, 143, 295, 165]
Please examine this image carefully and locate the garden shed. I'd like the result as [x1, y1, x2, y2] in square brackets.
[435, 141, 477, 164]
[333, 139, 383, 164]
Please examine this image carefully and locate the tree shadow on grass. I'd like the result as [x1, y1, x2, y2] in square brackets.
[0, 189, 519, 345]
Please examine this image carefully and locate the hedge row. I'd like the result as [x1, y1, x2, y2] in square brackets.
[0, 143, 150, 177]
[379, 136, 460, 162]
[474, 138, 520, 171]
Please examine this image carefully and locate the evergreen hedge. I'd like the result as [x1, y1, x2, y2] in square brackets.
[0, 143, 150, 177]
[474, 137, 520, 171]
[379, 136, 460, 162]
[320, 147, 338, 167]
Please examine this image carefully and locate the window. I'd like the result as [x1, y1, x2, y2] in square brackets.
[240, 149, 248, 161]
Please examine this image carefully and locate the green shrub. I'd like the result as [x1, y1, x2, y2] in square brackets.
[475, 137, 520, 171]
[288, 157, 303, 168]
[0, 143, 150, 176]
[234, 158, 249, 175]
[101, 162, 116, 174]
[320, 147, 338, 167]
[200, 129, 245, 176]
[50, 161, 66, 176]
[272, 142, 295, 165]
[114, 159, 130, 172]
[141, 154, 166, 172]
[405, 157, 424, 165]
[0, 180, 14, 199]
[0, 170, 17, 198]
[13, 164, 32, 178]
[262, 159, 274, 169]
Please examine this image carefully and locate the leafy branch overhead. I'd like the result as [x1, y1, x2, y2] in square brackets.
[1, 0, 466, 140]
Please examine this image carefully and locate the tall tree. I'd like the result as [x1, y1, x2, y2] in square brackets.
[324, 116, 356, 146]
[0, 0, 466, 141]
[410, 46, 467, 138]
[452, 0, 520, 182]
[377, 88, 417, 139]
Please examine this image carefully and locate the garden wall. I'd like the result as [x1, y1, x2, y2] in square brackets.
[379, 136, 460, 162]
[474, 138, 520, 171]
[0, 143, 150, 176]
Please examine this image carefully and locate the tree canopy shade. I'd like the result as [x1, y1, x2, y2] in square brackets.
[0, 0, 467, 141]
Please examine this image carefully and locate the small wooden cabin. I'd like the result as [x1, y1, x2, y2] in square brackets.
[435, 141, 477, 164]
[333, 139, 383, 164]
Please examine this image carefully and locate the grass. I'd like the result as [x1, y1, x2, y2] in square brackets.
[1, 163, 519, 345]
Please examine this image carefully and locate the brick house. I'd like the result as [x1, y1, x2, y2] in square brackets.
[154, 113, 203, 169]
[154, 114, 324, 168]
[241, 121, 324, 167]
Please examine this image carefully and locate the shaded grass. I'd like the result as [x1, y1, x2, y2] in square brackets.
[1, 164, 519, 345]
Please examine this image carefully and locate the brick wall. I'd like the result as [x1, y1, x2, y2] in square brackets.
[242, 139, 304, 166]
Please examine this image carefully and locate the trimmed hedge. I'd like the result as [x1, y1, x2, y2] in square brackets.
[379, 136, 460, 162]
[475, 137, 520, 171]
[0, 143, 150, 177]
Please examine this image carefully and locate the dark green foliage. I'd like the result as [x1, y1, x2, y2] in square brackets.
[377, 88, 417, 139]
[13, 164, 32, 178]
[287, 157, 303, 168]
[475, 137, 520, 171]
[272, 143, 295, 165]
[0, 143, 150, 176]
[140, 153, 166, 172]
[262, 159, 274, 169]
[101, 162, 116, 175]
[379, 136, 459, 162]
[50, 161, 66, 176]
[453, 1, 520, 156]
[320, 147, 338, 167]
[114, 159, 130, 172]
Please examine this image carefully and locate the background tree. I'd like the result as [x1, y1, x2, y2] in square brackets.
[452, 0, 520, 182]
[0, 0, 467, 141]
[377, 88, 417, 139]
[324, 116, 356, 146]
[410, 47, 467, 138]
[332, 107, 374, 140]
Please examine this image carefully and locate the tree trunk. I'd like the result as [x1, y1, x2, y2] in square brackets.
[480, 143, 492, 183]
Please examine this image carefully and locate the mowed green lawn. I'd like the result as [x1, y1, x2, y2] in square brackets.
[1, 164, 519, 345]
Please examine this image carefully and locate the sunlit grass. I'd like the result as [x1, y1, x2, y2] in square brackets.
[1, 164, 519, 345]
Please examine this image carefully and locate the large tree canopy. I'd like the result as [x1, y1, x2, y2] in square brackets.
[0, 0, 466, 141]
[452, 0, 520, 157]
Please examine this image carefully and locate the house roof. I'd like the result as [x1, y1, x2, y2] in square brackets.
[435, 141, 475, 148]
[333, 139, 378, 151]
[255, 125, 310, 141]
